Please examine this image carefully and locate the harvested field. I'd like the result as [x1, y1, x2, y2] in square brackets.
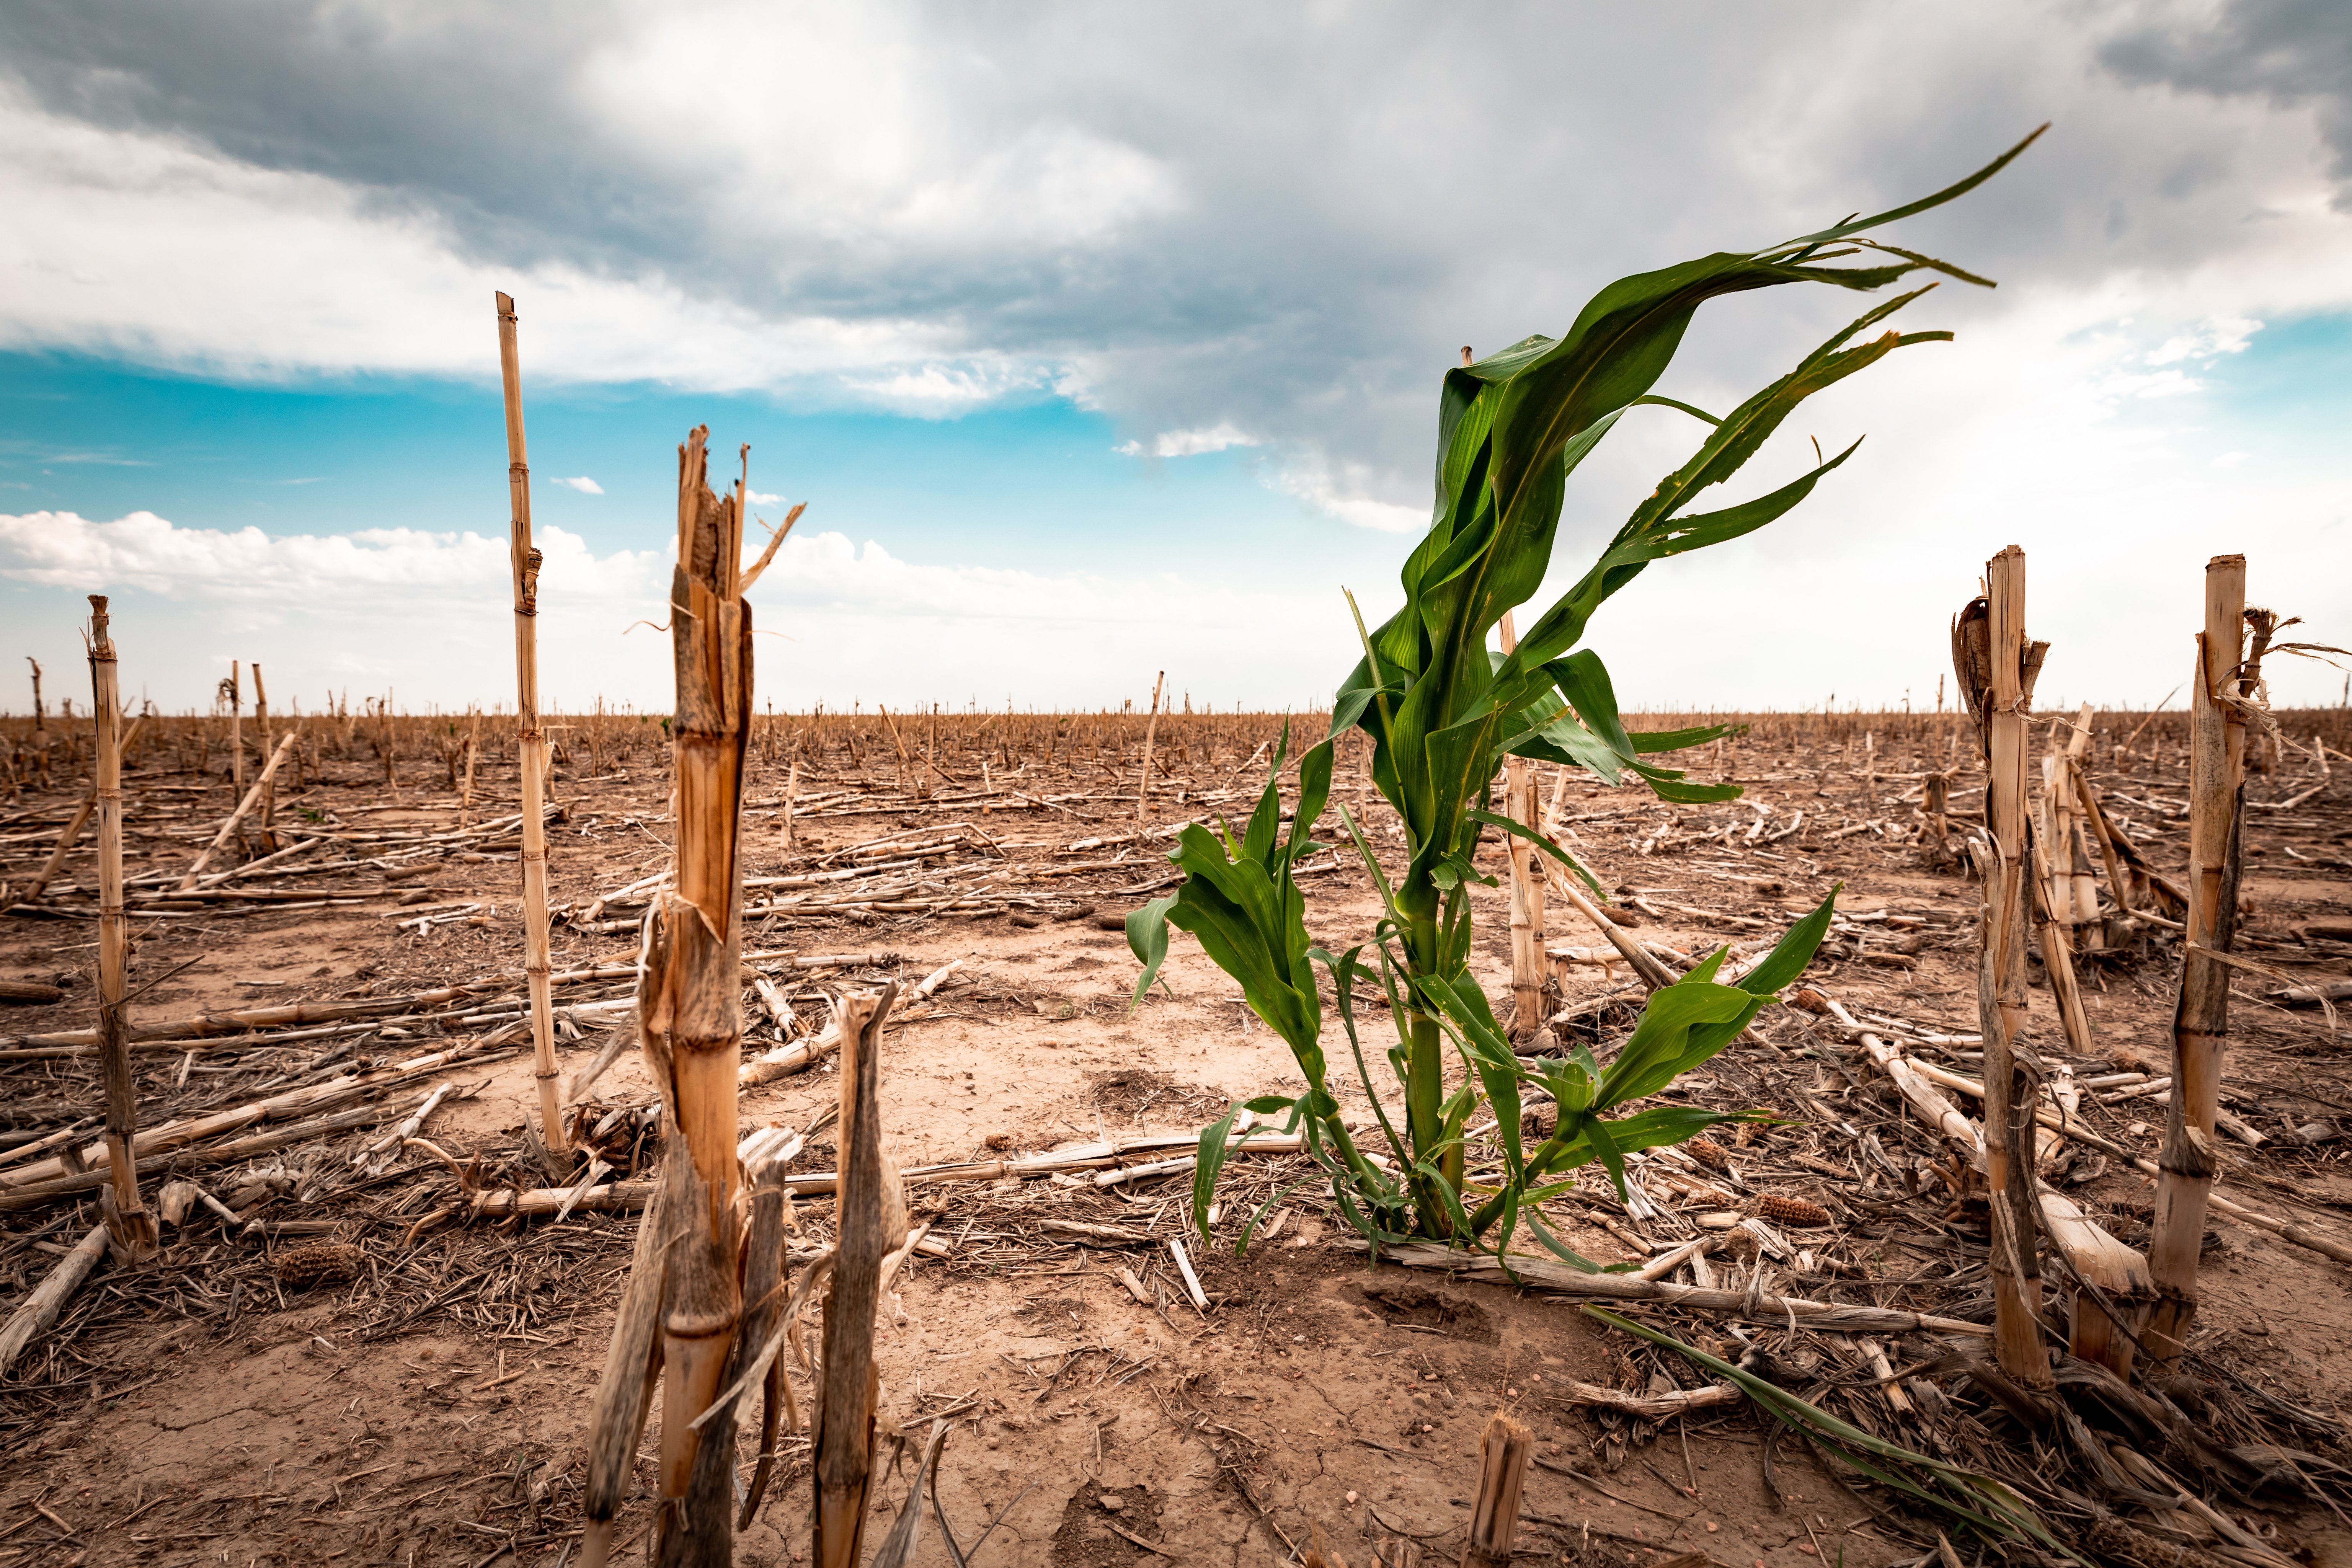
[2, 701, 2348, 1566]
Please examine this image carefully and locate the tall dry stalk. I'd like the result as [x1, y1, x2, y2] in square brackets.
[86, 596, 155, 1257]
[495, 291, 565, 1157]
[459, 708, 480, 829]
[1136, 670, 1164, 822]
[1952, 546, 2050, 1387]
[252, 662, 276, 851]
[226, 659, 244, 797]
[2145, 554, 2249, 1366]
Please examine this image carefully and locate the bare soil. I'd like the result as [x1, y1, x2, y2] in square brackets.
[2, 713, 2349, 1566]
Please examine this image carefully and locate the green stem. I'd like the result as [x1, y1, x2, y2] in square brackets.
[1399, 874, 1458, 1236]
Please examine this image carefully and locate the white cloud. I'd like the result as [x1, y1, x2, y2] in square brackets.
[2146, 313, 2264, 366]
[0, 509, 1347, 711]
[744, 489, 785, 507]
[1269, 457, 1426, 534]
[0, 509, 663, 602]
[0, 2, 2347, 701]
[552, 475, 604, 494]
[1114, 422, 1257, 458]
[0, 87, 979, 394]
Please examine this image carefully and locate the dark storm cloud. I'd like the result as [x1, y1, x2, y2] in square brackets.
[0, 2, 2337, 513]
[2101, 0, 2352, 196]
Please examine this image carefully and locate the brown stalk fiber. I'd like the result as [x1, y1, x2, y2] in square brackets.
[2146, 554, 2249, 1366]
[87, 596, 156, 1258]
[2029, 715, 2095, 1053]
[735, 1154, 795, 1530]
[495, 290, 565, 1157]
[815, 985, 900, 1568]
[579, 1151, 676, 1568]
[578, 429, 762, 1566]
[1459, 1411, 1533, 1568]
[1952, 546, 2051, 1388]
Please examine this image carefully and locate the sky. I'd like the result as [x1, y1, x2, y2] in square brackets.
[1, 0, 2347, 717]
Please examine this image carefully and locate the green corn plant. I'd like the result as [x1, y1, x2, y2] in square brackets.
[1131, 128, 2041, 1254]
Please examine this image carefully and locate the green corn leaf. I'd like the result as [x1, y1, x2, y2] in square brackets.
[1627, 723, 1742, 753]
[1192, 1103, 1243, 1246]
[1731, 887, 1839, 996]
[1628, 393, 1721, 426]
[1518, 1203, 1616, 1273]
[1124, 893, 1181, 1009]
[1629, 766, 1744, 805]
[1237, 1175, 1323, 1258]
[1461, 808, 1605, 897]
[1581, 1110, 1631, 1202]
[1593, 982, 1758, 1108]
[1772, 124, 2045, 253]
[1319, 945, 1415, 1172]
[1423, 971, 1524, 1179]
[1681, 945, 1732, 985]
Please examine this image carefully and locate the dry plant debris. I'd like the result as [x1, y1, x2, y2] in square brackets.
[0, 691, 2346, 1565]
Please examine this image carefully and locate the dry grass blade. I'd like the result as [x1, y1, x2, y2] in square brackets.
[1582, 1307, 2078, 1560]
[868, 1418, 953, 1568]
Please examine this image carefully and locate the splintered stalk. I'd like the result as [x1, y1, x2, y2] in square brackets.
[494, 291, 566, 1158]
[579, 1166, 672, 1568]
[653, 428, 756, 1561]
[815, 986, 900, 1568]
[1461, 1411, 1532, 1568]
[86, 596, 155, 1258]
[576, 427, 760, 1566]
[2146, 553, 2250, 1366]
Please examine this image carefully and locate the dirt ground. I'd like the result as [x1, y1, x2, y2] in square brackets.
[1, 711, 2348, 1567]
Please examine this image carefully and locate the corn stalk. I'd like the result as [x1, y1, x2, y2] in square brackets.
[1132, 129, 2039, 1251]
[579, 427, 756, 1567]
